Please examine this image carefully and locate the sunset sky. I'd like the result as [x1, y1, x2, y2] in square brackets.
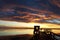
[0, 0, 60, 28]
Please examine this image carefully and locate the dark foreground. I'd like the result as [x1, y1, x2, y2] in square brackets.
[0, 32, 60, 40]
[0, 34, 32, 40]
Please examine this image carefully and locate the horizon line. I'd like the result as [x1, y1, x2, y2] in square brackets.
[0, 27, 60, 30]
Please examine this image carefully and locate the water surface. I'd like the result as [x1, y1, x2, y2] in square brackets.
[0, 29, 60, 36]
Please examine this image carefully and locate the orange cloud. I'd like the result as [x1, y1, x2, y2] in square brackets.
[0, 4, 60, 23]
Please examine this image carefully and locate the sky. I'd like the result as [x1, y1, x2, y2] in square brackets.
[0, 0, 60, 28]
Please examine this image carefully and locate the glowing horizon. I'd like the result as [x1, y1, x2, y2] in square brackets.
[0, 20, 60, 28]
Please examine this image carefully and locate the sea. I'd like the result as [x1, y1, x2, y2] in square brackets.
[0, 29, 60, 36]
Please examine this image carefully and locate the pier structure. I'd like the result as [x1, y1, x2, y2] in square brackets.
[33, 26, 40, 40]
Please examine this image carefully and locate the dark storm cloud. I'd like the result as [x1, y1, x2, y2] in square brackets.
[0, 5, 60, 23]
[0, 0, 59, 15]
[49, 0, 60, 7]
[0, 0, 60, 24]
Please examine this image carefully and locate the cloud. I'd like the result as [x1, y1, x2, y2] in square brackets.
[0, 20, 60, 28]
[0, 4, 60, 24]
[45, 19, 60, 24]
[49, 0, 60, 7]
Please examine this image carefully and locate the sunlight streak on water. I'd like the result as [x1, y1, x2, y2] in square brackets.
[0, 29, 60, 36]
[0, 29, 33, 36]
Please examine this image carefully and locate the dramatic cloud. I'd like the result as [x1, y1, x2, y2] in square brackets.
[0, 20, 60, 28]
[0, 5, 60, 24]
[45, 19, 60, 24]
[49, 0, 60, 7]
[0, 0, 60, 26]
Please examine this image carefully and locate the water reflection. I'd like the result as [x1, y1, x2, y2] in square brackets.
[0, 29, 33, 36]
[0, 29, 60, 36]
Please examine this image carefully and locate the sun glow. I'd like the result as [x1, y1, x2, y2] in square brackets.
[0, 20, 60, 29]
[0, 20, 45, 28]
[27, 22, 48, 28]
[0, 20, 60, 35]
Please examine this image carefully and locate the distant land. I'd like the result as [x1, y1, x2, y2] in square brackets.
[0, 26, 60, 30]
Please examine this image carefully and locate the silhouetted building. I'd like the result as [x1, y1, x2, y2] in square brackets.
[30, 26, 57, 40]
[30, 26, 40, 40]
[34, 26, 40, 35]
[33, 26, 40, 40]
[44, 29, 52, 34]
